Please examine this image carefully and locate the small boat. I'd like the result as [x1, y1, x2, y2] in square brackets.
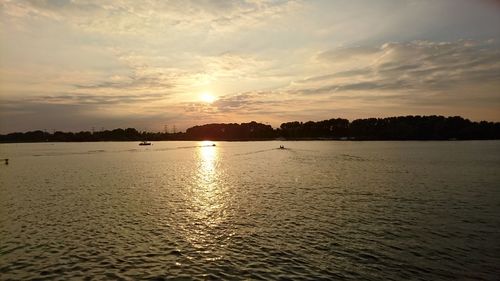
[279, 145, 285, 149]
[139, 141, 151, 146]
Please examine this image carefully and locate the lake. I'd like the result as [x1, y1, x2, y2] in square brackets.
[1, 141, 499, 280]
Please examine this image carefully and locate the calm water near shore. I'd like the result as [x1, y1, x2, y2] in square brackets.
[1, 141, 499, 280]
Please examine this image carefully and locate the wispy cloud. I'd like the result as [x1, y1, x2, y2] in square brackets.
[292, 40, 500, 95]
[26, 93, 170, 105]
[2, 0, 302, 35]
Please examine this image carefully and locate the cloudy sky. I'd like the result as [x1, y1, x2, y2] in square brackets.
[1, 0, 499, 133]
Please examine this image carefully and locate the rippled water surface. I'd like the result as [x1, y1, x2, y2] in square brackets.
[1, 141, 499, 280]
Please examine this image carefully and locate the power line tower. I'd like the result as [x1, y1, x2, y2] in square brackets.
[173, 125, 176, 134]
[164, 124, 169, 134]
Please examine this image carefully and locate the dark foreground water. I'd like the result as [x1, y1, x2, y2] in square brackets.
[1, 141, 499, 280]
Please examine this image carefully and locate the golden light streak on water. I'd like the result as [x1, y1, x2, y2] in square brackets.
[195, 141, 220, 213]
[183, 141, 228, 253]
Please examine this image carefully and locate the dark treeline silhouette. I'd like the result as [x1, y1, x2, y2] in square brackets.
[279, 118, 349, 139]
[1, 115, 499, 143]
[0, 128, 185, 143]
[279, 116, 500, 140]
[185, 121, 275, 140]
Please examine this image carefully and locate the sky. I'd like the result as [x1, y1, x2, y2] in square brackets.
[1, 0, 500, 133]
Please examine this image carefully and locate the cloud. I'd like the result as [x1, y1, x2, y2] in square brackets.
[74, 74, 174, 91]
[0, 96, 182, 132]
[213, 92, 277, 113]
[294, 40, 500, 95]
[25, 92, 170, 105]
[2, 0, 302, 35]
[182, 92, 265, 115]
[317, 46, 378, 64]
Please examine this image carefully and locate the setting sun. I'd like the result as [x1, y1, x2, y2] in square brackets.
[200, 92, 216, 103]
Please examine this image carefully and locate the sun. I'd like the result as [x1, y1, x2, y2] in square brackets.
[200, 92, 216, 103]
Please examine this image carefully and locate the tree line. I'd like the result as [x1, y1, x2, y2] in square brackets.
[1, 115, 499, 142]
[279, 116, 500, 140]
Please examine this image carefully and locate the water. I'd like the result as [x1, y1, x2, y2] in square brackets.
[1, 141, 499, 280]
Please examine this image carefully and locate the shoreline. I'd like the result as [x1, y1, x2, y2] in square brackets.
[1, 138, 499, 144]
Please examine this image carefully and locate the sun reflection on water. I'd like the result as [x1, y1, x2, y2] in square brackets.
[182, 141, 229, 252]
[198, 141, 218, 186]
[194, 141, 223, 222]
